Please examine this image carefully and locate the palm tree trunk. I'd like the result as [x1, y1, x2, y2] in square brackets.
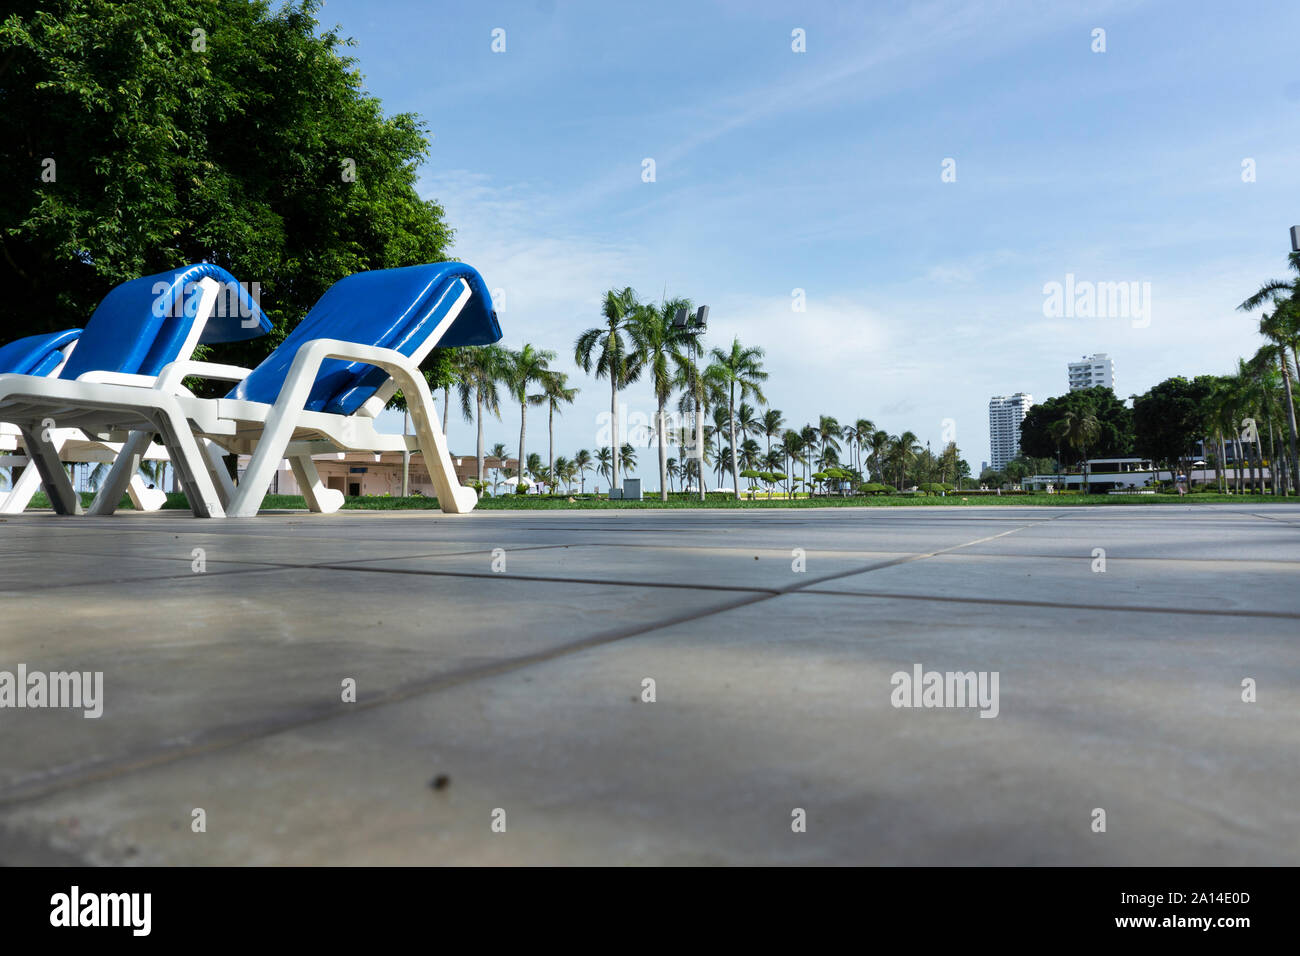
[518, 403, 527, 493]
[610, 372, 620, 491]
[1232, 427, 1240, 492]
[476, 391, 485, 483]
[1213, 430, 1224, 492]
[696, 391, 706, 500]
[728, 385, 740, 501]
[1280, 354, 1300, 493]
[1266, 418, 1278, 494]
[657, 399, 668, 501]
[442, 385, 450, 435]
[548, 402, 555, 489]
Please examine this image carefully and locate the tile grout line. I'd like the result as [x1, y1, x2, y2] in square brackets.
[0, 515, 1059, 805]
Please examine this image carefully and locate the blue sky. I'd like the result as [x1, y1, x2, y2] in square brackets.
[331, 0, 1300, 475]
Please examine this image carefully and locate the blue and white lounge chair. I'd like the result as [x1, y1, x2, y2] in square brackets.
[0, 262, 499, 518]
[0, 264, 270, 514]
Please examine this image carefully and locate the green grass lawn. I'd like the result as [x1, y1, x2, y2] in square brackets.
[22, 489, 1295, 513]
[472, 492, 1295, 508]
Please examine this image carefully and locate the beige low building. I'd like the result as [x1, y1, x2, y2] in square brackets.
[258, 452, 519, 498]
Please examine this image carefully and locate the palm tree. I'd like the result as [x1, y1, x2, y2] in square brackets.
[736, 402, 761, 444]
[489, 442, 509, 495]
[852, 419, 875, 476]
[1254, 305, 1299, 492]
[1222, 362, 1261, 492]
[506, 344, 554, 491]
[706, 338, 768, 499]
[817, 415, 841, 466]
[1049, 411, 1101, 492]
[1240, 251, 1300, 493]
[551, 455, 571, 494]
[715, 445, 731, 488]
[665, 456, 679, 493]
[762, 408, 785, 460]
[885, 432, 921, 488]
[1203, 379, 1236, 493]
[619, 443, 638, 475]
[456, 345, 505, 484]
[574, 448, 593, 494]
[139, 459, 167, 491]
[526, 452, 543, 480]
[540, 370, 579, 487]
[440, 349, 464, 440]
[595, 446, 613, 490]
[799, 424, 818, 492]
[631, 297, 693, 500]
[781, 428, 803, 497]
[672, 410, 711, 494]
[575, 287, 644, 492]
[867, 429, 891, 484]
[1248, 350, 1288, 493]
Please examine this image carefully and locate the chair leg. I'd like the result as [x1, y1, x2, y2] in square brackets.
[226, 408, 302, 518]
[152, 412, 226, 518]
[407, 392, 477, 514]
[201, 440, 236, 509]
[88, 430, 152, 515]
[289, 455, 344, 513]
[0, 458, 45, 514]
[16, 426, 82, 515]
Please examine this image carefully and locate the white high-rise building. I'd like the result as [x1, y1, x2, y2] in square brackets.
[988, 392, 1033, 472]
[1068, 353, 1114, 392]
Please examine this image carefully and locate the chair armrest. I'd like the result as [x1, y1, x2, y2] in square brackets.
[154, 360, 255, 393]
[74, 371, 159, 387]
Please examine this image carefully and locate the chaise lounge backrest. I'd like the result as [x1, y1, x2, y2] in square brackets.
[0, 330, 82, 377]
[227, 262, 500, 416]
[58, 263, 272, 381]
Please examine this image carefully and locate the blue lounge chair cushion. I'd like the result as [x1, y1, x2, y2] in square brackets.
[0, 329, 82, 378]
[61, 264, 272, 381]
[228, 262, 500, 416]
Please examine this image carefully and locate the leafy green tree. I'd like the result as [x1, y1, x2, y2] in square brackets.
[1019, 387, 1133, 460]
[1, 0, 454, 385]
[1132, 376, 1216, 473]
[1049, 410, 1100, 491]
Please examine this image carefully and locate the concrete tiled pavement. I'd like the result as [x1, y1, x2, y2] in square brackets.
[0, 503, 1297, 864]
